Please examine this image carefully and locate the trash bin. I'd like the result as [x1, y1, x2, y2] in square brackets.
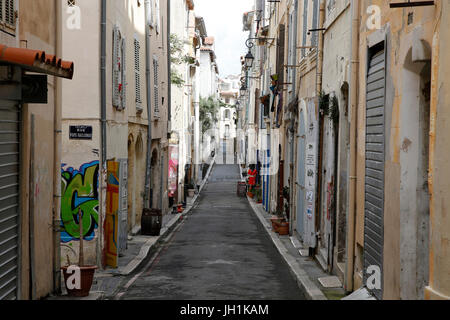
[141, 208, 162, 236]
[237, 181, 247, 197]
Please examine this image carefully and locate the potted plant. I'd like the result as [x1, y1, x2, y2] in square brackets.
[270, 211, 285, 233]
[61, 208, 97, 297]
[255, 186, 263, 204]
[187, 182, 195, 198]
[277, 221, 290, 236]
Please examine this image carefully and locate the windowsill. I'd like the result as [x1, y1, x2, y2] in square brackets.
[0, 23, 16, 36]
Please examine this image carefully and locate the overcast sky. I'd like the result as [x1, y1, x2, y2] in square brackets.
[194, 0, 254, 78]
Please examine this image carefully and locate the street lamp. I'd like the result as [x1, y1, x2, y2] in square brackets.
[244, 50, 254, 69]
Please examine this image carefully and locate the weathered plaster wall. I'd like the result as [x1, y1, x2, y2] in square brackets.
[425, 0, 450, 300]
[18, 0, 57, 300]
[357, 0, 438, 299]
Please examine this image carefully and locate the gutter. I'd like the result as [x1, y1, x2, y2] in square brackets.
[100, 0, 107, 268]
[345, 0, 360, 293]
[53, 0, 62, 295]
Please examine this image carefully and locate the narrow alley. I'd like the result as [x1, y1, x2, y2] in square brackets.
[115, 164, 305, 300]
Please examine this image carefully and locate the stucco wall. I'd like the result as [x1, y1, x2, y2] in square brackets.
[357, 0, 438, 299]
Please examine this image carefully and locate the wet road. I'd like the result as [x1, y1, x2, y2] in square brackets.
[118, 164, 305, 300]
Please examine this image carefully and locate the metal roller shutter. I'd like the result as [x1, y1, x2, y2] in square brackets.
[364, 46, 385, 300]
[0, 99, 20, 300]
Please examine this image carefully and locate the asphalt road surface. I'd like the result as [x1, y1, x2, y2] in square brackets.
[118, 164, 306, 300]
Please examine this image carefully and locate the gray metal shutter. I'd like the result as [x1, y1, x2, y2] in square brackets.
[364, 46, 385, 300]
[0, 99, 20, 300]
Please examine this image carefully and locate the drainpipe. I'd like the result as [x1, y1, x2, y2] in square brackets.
[345, 0, 360, 293]
[144, 0, 153, 208]
[53, 0, 62, 295]
[167, 0, 172, 130]
[100, 0, 107, 267]
[314, 0, 326, 248]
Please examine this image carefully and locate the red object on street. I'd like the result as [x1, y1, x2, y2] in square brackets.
[248, 169, 257, 186]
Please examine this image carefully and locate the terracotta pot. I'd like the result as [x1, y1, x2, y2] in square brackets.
[61, 266, 97, 297]
[188, 189, 195, 197]
[270, 217, 283, 232]
[247, 192, 254, 198]
[277, 222, 290, 236]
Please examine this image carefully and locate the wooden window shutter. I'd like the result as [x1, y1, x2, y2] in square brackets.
[302, 0, 308, 58]
[121, 38, 127, 110]
[5, 0, 15, 25]
[153, 57, 159, 116]
[311, 0, 319, 47]
[0, 0, 3, 22]
[112, 26, 121, 108]
[134, 38, 142, 105]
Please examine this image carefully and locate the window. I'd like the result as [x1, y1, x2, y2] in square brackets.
[148, 0, 160, 33]
[301, 0, 309, 58]
[113, 26, 126, 110]
[134, 38, 142, 109]
[153, 56, 160, 117]
[0, 0, 15, 27]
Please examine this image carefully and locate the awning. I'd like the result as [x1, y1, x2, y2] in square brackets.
[0, 44, 74, 79]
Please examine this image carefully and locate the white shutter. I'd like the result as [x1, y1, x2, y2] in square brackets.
[121, 38, 127, 110]
[112, 26, 121, 108]
[149, 0, 155, 28]
[155, 0, 160, 34]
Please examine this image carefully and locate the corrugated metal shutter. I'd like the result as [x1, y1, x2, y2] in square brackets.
[0, 99, 20, 300]
[364, 46, 385, 300]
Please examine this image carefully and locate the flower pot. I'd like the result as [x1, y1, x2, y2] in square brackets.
[61, 266, 97, 297]
[270, 217, 284, 232]
[277, 222, 290, 236]
[188, 189, 195, 198]
[247, 192, 254, 198]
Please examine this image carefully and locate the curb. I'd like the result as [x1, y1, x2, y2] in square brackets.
[118, 156, 217, 277]
[246, 196, 328, 301]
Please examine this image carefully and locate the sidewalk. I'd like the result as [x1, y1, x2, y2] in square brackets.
[48, 157, 217, 300]
[239, 166, 346, 300]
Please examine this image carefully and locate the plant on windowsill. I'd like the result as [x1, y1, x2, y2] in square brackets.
[61, 208, 97, 297]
